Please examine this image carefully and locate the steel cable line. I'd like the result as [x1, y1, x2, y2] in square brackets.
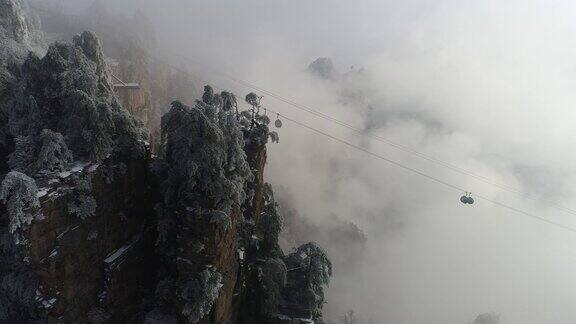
[163, 68, 575, 236]
[28, 0, 576, 217]
[28, 5, 576, 261]
[30, 5, 576, 217]
[160, 50, 576, 217]
[261, 106, 576, 235]
[145, 55, 576, 232]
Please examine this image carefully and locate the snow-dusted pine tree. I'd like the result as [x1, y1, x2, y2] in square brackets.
[160, 99, 252, 213]
[0, 171, 39, 235]
[34, 129, 73, 172]
[257, 183, 283, 256]
[257, 258, 287, 314]
[284, 242, 332, 323]
[179, 268, 223, 323]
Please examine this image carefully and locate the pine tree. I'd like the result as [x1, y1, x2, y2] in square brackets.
[284, 242, 332, 322]
[179, 268, 223, 323]
[257, 258, 287, 314]
[160, 99, 252, 213]
[35, 129, 73, 172]
[0, 171, 39, 235]
[258, 183, 283, 256]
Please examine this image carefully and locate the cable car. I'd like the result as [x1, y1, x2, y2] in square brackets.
[460, 192, 474, 205]
[275, 113, 282, 128]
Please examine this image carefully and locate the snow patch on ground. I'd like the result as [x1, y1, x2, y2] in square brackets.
[57, 171, 71, 179]
[104, 243, 132, 264]
[88, 163, 100, 173]
[57, 224, 80, 240]
[36, 188, 49, 198]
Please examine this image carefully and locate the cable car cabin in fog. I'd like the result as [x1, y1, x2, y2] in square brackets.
[275, 113, 283, 128]
[461, 192, 474, 205]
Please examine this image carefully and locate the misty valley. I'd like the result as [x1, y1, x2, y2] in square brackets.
[1, 0, 575, 323]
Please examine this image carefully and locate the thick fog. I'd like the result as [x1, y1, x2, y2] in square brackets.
[45, 0, 576, 323]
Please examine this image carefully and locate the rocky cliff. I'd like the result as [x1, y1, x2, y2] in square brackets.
[0, 1, 331, 323]
[33, 2, 200, 153]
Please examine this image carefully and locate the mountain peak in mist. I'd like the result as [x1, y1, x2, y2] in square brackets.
[472, 313, 500, 324]
[308, 57, 335, 79]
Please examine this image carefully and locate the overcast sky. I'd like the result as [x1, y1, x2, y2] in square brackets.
[50, 1, 576, 323]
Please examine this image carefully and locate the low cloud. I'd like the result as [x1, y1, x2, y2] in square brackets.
[49, 0, 576, 322]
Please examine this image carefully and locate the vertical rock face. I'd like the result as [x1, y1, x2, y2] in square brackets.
[28, 156, 158, 323]
[150, 100, 253, 324]
[0, 8, 150, 320]
[110, 39, 151, 130]
[108, 44, 200, 154]
[148, 63, 199, 153]
[0, 7, 332, 323]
